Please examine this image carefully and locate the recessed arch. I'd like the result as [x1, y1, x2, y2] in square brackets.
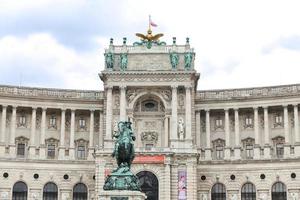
[12, 181, 28, 200]
[211, 183, 226, 200]
[129, 91, 169, 111]
[73, 183, 88, 200]
[43, 182, 58, 200]
[271, 182, 287, 200]
[137, 171, 159, 200]
[241, 182, 256, 200]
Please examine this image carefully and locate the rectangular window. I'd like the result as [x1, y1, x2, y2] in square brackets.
[216, 146, 224, 159]
[276, 143, 284, 158]
[77, 146, 86, 159]
[47, 144, 55, 158]
[275, 115, 283, 125]
[79, 118, 86, 129]
[49, 115, 56, 127]
[245, 117, 253, 126]
[215, 119, 223, 127]
[246, 144, 254, 159]
[17, 143, 25, 157]
[19, 115, 26, 126]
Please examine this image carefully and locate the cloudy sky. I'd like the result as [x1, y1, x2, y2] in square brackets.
[1, 0, 300, 90]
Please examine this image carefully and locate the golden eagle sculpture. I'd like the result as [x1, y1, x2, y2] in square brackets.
[136, 29, 164, 42]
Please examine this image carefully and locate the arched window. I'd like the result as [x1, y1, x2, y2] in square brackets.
[73, 183, 88, 200]
[43, 182, 58, 200]
[241, 183, 256, 200]
[272, 182, 287, 200]
[211, 183, 226, 200]
[137, 171, 159, 200]
[12, 181, 28, 200]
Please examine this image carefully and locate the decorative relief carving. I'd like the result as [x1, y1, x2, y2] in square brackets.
[178, 94, 185, 109]
[141, 131, 158, 143]
[114, 95, 120, 108]
[36, 115, 41, 129]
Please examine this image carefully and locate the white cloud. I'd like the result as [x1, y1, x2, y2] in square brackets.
[0, 33, 106, 90]
[1, 0, 300, 90]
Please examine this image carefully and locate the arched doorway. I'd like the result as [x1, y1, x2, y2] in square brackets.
[73, 183, 88, 200]
[43, 182, 58, 200]
[137, 171, 159, 200]
[12, 181, 28, 200]
[241, 182, 256, 200]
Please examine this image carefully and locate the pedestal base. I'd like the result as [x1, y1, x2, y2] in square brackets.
[99, 190, 146, 200]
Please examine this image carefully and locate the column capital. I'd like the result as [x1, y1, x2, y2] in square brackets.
[253, 106, 259, 110]
[60, 108, 66, 112]
[171, 85, 178, 90]
[282, 104, 288, 108]
[90, 109, 95, 112]
[1, 104, 7, 109]
[205, 108, 210, 112]
[105, 85, 113, 90]
[224, 108, 230, 112]
[185, 85, 193, 90]
[32, 106, 37, 110]
[119, 85, 127, 90]
[41, 107, 47, 111]
[233, 107, 239, 111]
[293, 104, 298, 107]
[262, 106, 268, 109]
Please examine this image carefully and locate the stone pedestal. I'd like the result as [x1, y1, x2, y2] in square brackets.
[224, 147, 231, 160]
[233, 147, 241, 160]
[253, 146, 260, 160]
[263, 145, 271, 159]
[294, 143, 300, 157]
[99, 190, 146, 200]
[205, 148, 212, 160]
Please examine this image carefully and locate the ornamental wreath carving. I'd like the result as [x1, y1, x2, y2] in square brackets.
[141, 131, 158, 143]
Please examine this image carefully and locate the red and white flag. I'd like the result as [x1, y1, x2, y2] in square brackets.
[149, 15, 157, 27]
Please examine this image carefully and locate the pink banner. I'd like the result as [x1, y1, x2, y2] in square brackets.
[178, 170, 187, 200]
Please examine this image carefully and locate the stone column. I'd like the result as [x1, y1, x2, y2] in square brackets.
[9, 106, 17, 157]
[187, 157, 197, 200]
[58, 109, 66, 159]
[119, 86, 127, 121]
[99, 111, 104, 148]
[29, 107, 37, 158]
[164, 157, 171, 199]
[205, 109, 211, 160]
[294, 105, 300, 157]
[88, 110, 94, 160]
[263, 106, 271, 159]
[234, 108, 241, 159]
[195, 111, 201, 148]
[105, 86, 113, 143]
[283, 105, 290, 158]
[164, 116, 169, 148]
[185, 86, 192, 145]
[39, 107, 46, 159]
[224, 108, 231, 159]
[0, 105, 7, 156]
[69, 109, 75, 159]
[171, 85, 178, 147]
[253, 107, 260, 159]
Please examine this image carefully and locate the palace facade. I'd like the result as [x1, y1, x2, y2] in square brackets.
[0, 36, 299, 200]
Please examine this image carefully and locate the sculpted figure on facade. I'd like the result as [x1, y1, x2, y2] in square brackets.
[184, 52, 193, 70]
[105, 52, 114, 69]
[169, 52, 179, 69]
[120, 53, 128, 71]
[178, 118, 185, 139]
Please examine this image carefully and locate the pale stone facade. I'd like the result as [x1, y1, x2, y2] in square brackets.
[0, 37, 300, 200]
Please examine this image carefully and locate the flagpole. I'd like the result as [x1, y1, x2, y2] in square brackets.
[148, 15, 151, 32]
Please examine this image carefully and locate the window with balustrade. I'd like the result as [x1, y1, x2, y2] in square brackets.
[75, 139, 88, 160]
[15, 136, 29, 158]
[213, 139, 225, 160]
[242, 138, 255, 159]
[49, 115, 57, 129]
[45, 138, 58, 159]
[273, 136, 285, 158]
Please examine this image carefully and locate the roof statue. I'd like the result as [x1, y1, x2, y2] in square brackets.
[133, 16, 166, 49]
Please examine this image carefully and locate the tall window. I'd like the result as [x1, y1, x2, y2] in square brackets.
[49, 115, 56, 128]
[246, 144, 254, 159]
[43, 182, 58, 200]
[79, 118, 86, 129]
[241, 183, 256, 200]
[17, 143, 25, 157]
[211, 183, 226, 200]
[273, 136, 285, 158]
[77, 145, 86, 159]
[47, 144, 55, 159]
[213, 139, 225, 160]
[73, 183, 88, 200]
[215, 118, 223, 128]
[272, 182, 287, 200]
[274, 114, 283, 127]
[245, 116, 253, 128]
[12, 181, 28, 200]
[19, 115, 26, 127]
